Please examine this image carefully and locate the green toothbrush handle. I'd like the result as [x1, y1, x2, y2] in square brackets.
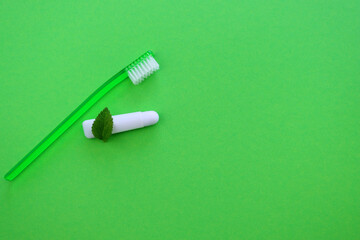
[4, 69, 128, 181]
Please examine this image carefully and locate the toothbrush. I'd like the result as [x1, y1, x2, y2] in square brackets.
[4, 50, 159, 181]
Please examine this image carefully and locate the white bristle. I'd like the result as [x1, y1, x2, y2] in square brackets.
[127, 55, 160, 85]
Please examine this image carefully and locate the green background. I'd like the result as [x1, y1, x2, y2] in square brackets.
[1, 0, 359, 239]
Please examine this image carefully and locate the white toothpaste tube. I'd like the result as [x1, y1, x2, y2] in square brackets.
[82, 111, 159, 138]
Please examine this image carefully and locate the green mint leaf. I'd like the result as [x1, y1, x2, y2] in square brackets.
[92, 107, 113, 142]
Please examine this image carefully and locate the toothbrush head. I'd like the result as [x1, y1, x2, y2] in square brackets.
[126, 51, 160, 85]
